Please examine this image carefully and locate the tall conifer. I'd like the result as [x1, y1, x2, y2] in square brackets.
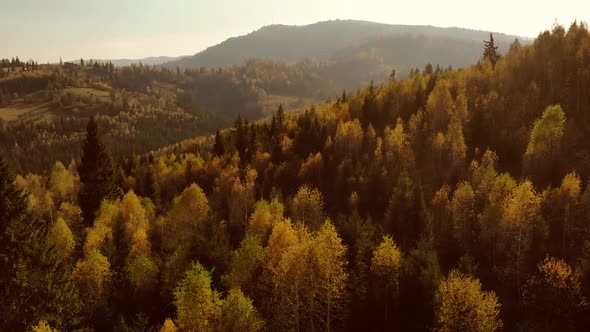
[78, 117, 120, 225]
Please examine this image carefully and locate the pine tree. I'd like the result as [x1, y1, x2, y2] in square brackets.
[361, 80, 377, 129]
[483, 33, 500, 67]
[78, 117, 120, 225]
[144, 166, 160, 209]
[234, 115, 248, 163]
[389, 69, 397, 82]
[213, 129, 225, 157]
[275, 104, 285, 137]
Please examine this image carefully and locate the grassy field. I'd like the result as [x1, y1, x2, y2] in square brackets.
[0, 102, 53, 122]
[0, 87, 111, 123]
[63, 87, 111, 102]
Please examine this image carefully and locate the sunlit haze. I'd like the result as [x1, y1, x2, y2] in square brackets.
[1, 0, 588, 62]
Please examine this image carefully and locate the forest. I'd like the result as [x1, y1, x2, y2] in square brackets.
[2, 21, 590, 331]
[0, 53, 393, 174]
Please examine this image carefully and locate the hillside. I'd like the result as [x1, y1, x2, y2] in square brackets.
[0, 63, 228, 174]
[0, 56, 386, 173]
[164, 19, 527, 72]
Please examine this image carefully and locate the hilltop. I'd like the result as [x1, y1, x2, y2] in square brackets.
[164, 19, 527, 72]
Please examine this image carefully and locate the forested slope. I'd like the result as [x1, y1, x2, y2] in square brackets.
[0, 57, 384, 174]
[3, 22, 590, 331]
[165, 19, 524, 71]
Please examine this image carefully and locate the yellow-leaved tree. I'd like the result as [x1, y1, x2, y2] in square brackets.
[220, 288, 264, 332]
[436, 271, 502, 332]
[46, 217, 75, 262]
[174, 262, 221, 332]
[371, 235, 402, 327]
[524, 104, 566, 186]
[158, 318, 177, 332]
[499, 180, 542, 297]
[291, 185, 325, 230]
[522, 257, 588, 331]
[164, 183, 209, 252]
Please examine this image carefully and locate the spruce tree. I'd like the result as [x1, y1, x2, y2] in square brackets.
[234, 115, 248, 163]
[144, 166, 160, 209]
[361, 80, 377, 129]
[276, 104, 285, 135]
[78, 116, 120, 225]
[213, 129, 225, 157]
[483, 33, 500, 67]
[389, 69, 397, 82]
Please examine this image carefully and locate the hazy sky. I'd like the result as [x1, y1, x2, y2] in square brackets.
[1, 0, 588, 63]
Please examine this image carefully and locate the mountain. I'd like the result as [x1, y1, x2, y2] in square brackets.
[164, 20, 529, 70]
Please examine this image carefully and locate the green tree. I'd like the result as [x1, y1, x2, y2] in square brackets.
[425, 79, 453, 132]
[214, 129, 225, 157]
[220, 288, 264, 332]
[78, 117, 120, 225]
[234, 114, 248, 164]
[125, 254, 159, 294]
[446, 116, 467, 172]
[524, 105, 566, 186]
[451, 182, 475, 254]
[223, 235, 265, 293]
[49, 161, 79, 206]
[46, 217, 75, 262]
[174, 262, 221, 332]
[399, 235, 441, 329]
[73, 249, 112, 321]
[164, 183, 209, 252]
[361, 80, 378, 128]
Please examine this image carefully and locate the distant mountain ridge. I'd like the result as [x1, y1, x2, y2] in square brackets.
[163, 19, 530, 70]
[68, 55, 188, 67]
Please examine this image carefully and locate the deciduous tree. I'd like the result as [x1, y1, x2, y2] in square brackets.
[174, 262, 221, 332]
[436, 271, 502, 332]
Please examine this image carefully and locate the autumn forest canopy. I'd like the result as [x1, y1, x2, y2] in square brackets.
[3, 20, 590, 331]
